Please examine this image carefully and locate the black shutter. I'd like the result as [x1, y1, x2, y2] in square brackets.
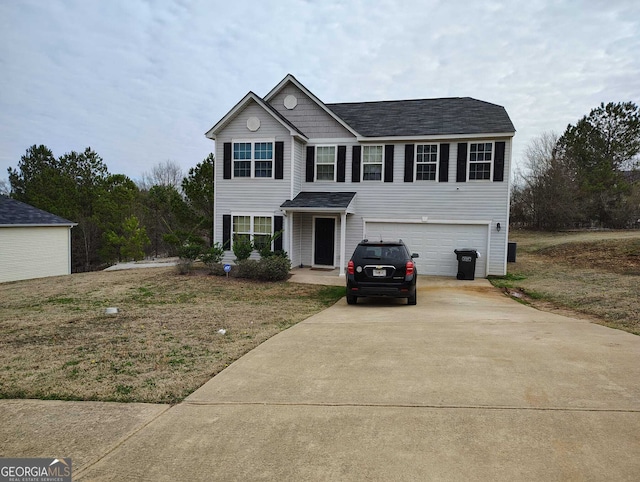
[439, 143, 450, 182]
[274, 216, 284, 251]
[223, 143, 232, 179]
[275, 141, 284, 179]
[352, 146, 361, 182]
[337, 145, 346, 182]
[404, 144, 414, 182]
[456, 143, 467, 182]
[222, 215, 231, 250]
[384, 145, 394, 182]
[305, 146, 315, 182]
[493, 141, 505, 182]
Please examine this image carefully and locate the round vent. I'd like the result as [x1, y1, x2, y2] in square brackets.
[284, 94, 297, 110]
[246, 116, 260, 131]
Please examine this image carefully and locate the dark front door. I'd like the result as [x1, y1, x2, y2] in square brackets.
[314, 218, 335, 266]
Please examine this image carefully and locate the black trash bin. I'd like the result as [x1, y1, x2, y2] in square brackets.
[454, 249, 479, 280]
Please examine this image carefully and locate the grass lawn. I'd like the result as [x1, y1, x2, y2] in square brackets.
[0, 267, 344, 404]
[490, 230, 640, 335]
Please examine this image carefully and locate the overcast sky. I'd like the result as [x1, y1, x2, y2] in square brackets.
[1, 0, 638, 186]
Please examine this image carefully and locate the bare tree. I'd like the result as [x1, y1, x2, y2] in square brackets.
[139, 160, 184, 192]
[0, 178, 9, 196]
[511, 132, 580, 230]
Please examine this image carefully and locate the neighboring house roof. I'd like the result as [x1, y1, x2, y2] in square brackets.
[326, 97, 516, 138]
[0, 195, 76, 227]
[280, 192, 357, 213]
[205, 91, 308, 140]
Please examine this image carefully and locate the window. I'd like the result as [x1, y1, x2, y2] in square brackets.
[469, 142, 493, 180]
[232, 215, 273, 249]
[254, 142, 273, 178]
[232, 215, 251, 244]
[253, 216, 272, 250]
[362, 145, 383, 181]
[232, 141, 274, 178]
[315, 146, 336, 181]
[416, 144, 438, 181]
[233, 143, 252, 178]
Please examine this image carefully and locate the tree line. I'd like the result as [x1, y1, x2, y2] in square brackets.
[511, 101, 640, 230]
[6, 146, 214, 272]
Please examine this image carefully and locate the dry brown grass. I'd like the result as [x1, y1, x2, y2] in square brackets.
[492, 230, 640, 335]
[0, 267, 345, 403]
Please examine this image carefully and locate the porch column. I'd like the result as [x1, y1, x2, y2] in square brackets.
[339, 211, 347, 276]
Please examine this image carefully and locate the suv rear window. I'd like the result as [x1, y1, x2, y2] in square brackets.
[355, 244, 406, 263]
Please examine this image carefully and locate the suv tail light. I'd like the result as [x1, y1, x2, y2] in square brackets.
[348, 260, 355, 275]
[405, 260, 415, 277]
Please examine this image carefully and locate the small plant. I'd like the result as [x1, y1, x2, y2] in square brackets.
[232, 235, 253, 262]
[255, 231, 283, 258]
[177, 242, 203, 274]
[200, 243, 225, 273]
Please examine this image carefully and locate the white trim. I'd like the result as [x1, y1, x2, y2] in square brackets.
[362, 145, 384, 182]
[339, 212, 347, 276]
[230, 213, 275, 250]
[467, 141, 494, 182]
[363, 217, 492, 225]
[0, 223, 76, 228]
[311, 215, 338, 268]
[231, 139, 275, 179]
[357, 132, 515, 142]
[309, 137, 356, 143]
[313, 145, 338, 182]
[290, 136, 296, 201]
[415, 143, 439, 182]
[206, 92, 308, 141]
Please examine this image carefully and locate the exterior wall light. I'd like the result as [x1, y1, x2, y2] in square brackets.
[496, 222, 501, 232]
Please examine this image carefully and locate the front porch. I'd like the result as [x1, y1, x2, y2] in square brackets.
[280, 192, 357, 276]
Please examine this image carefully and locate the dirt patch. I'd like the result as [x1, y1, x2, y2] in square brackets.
[537, 238, 640, 275]
[0, 267, 345, 403]
[495, 231, 640, 335]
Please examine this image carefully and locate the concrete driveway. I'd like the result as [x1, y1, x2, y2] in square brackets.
[2, 278, 639, 480]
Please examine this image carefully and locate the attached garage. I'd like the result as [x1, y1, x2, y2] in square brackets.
[364, 220, 489, 278]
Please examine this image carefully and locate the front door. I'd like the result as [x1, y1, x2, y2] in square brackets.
[314, 217, 335, 266]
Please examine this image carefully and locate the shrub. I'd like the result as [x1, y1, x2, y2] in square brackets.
[256, 231, 283, 259]
[200, 243, 225, 272]
[232, 236, 253, 262]
[177, 242, 202, 274]
[256, 255, 291, 281]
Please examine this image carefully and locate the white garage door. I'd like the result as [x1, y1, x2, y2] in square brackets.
[365, 222, 488, 277]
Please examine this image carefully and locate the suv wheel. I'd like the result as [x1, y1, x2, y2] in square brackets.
[407, 293, 417, 305]
[346, 295, 357, 305]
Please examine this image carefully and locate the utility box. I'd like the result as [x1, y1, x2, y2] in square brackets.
[454, 249, 479, 280]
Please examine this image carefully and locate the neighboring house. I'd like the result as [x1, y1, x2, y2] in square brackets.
[0, 195, 76, 283]
[206, 74, 516, 278]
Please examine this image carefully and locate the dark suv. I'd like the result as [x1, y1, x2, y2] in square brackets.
[346, 240, 419, 305]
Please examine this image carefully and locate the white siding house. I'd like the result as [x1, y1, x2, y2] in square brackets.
[0, 195, 76, 283]
[206, 74, 516, 278]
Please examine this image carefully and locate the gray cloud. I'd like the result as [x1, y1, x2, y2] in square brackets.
[1, 0, 638, 183]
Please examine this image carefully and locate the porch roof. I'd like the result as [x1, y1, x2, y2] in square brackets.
[280, 192, 357, 213]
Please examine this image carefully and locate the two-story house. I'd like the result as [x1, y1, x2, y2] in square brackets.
[206, 74, 515, 278]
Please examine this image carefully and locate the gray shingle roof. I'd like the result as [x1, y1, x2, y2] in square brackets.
[326, 97, 515, 137]
[0, 195, 75, 226]
[281, 192, 356, 209]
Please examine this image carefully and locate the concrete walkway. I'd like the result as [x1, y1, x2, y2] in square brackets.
[2, 276, 639, 480]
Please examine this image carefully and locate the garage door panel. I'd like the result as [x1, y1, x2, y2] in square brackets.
[366, 222, 487, 277]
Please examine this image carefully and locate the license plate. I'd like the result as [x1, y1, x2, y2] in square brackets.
[373, 269, 386, 277]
